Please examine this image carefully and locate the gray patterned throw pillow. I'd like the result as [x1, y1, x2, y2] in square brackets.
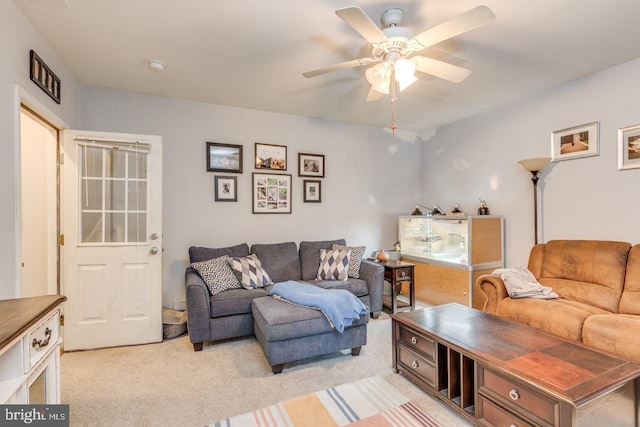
[332, 244, 365, 278]
[191, 255, 242, 295]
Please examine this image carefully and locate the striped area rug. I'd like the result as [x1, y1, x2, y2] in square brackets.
[210, 376, 440, 427]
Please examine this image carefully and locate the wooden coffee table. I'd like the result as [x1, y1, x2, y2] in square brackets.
[392, 303, 640, 426]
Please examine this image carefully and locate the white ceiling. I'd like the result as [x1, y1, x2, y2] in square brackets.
[15, 0, 640, 135]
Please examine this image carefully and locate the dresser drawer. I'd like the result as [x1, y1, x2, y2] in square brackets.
[397, 325, 435, 360]
[477, 395, 534, 427]
[397, 344, 436, 388]
[385, 267, 412, 282]
[26, 310, 60, 370]
[479, 366, 557, 426]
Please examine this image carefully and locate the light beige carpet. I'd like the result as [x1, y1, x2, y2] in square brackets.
[60, 315, 472, 427]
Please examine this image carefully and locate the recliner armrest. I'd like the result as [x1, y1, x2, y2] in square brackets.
[358, 260, 384, 313]
[476, 274, 509, 315]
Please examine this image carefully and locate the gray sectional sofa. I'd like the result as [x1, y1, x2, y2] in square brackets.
[185, 239, 384, 352]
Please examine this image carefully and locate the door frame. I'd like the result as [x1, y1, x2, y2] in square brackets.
[14, 85, 68, 298]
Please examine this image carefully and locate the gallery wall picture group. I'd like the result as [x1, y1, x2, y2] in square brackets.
[252, 173, 291, 214]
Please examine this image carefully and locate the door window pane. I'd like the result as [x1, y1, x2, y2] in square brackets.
[105, 180, 126, 210]
[105, 213, 125, 242]
[82, 213, 102, 242]
[105, 149, 126, 178]
[127, 213, 147, 242]
[82, 146, 102, 178]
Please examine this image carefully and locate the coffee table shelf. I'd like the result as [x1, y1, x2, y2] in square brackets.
[392, 303, 640, 427]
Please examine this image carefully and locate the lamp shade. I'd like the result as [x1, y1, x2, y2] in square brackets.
[518, 157, 551, 172]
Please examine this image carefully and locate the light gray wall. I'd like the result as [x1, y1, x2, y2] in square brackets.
[77, 87, 422, 307]
[0, 1, 78, 299]
[422, 58, 640, 267]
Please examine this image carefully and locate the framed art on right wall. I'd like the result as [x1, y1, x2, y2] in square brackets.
[551, 121, 599, 161]
[618, 124, 640, 170]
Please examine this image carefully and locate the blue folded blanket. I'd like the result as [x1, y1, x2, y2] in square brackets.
[269, 280, 368, 333]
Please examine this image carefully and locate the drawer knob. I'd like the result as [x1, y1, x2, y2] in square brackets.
[411, 337, 418, 345]
[509, 388, 520, 401]
[412, 360, 419, 369]
[401, 271, 406, 277]
[32, 327, 52, 349]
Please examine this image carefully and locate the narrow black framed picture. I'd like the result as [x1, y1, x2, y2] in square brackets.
[207, 142, 243, 173]
[30, 50, 61, 104]
[214, 176, 238, 202]
[303, 180, 321, 203]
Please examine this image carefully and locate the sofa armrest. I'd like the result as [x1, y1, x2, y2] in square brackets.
[358, 259, 384, 314]
[185, 267, 211, 346]
[476, 274, 509, 315]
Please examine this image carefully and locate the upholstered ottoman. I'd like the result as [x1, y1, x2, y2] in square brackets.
[252, 296, 368, 374]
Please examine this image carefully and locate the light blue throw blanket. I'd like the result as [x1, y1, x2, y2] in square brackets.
[269, 280, 368, 333]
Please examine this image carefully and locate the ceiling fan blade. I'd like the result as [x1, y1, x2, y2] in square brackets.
[413, 56, 471, 83]
[302, 58, 378, 78]
[366, 87, 385, 101]
[412, 5, 495, 50]
[336, 7, 388, 44]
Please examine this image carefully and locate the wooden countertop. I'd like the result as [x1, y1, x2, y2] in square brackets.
[0, 295, 67, 350]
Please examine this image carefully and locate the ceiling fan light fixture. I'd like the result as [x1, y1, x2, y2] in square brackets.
[365, 62, 391, 93]
[393, 58, 416, 84]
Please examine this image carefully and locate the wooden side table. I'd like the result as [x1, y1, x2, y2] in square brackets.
[378, 260, 415, 313]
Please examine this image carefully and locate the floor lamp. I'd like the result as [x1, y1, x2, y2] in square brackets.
[518, 157, 551, 244]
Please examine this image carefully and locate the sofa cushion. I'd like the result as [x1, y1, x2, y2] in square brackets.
[317, 248, 350, 281]
[333, 244, 365, 278]
[534, 240, 631, 312]
[582, 314, 640, 362]
[496, 297, 609, 342]
[619, 244, 640, 315]
[189, 243, 250, 263]
[191, 255, 241, 295]
[210, 286, 271, 318]
[308, 278, 369, 298]
[299, 239, 346, 280]
[250, 242, 301, 283]
[228, 254, 273, 289]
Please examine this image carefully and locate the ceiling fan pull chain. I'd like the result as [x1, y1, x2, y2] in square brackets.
[390, 69, 398, 134]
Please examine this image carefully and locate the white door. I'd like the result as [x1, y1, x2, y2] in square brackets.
[62, 130, 162, 351]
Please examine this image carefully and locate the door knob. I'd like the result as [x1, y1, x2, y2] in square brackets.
[150, 247, 159, 255]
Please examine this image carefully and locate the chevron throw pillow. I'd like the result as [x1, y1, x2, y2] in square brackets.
[332, 244, 365, 278]
[191, 255, 242, 295]
[316, 248, 351, 281]
[227, 254, 273, 289]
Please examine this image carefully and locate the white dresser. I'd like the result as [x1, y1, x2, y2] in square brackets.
[0, 295, 66, 404]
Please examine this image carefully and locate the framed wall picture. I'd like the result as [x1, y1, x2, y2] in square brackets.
[252, 173, 291, 213]
[551, 122, 599, 161]
[255, 143, 287, 170]
[298, 153, 325, 177]
[207, 142, 243, 173]
[618, 124, 640, 170]
[303, 180, 321, 203]
[30, 50, 61, 104]
[214, 176, 237, 202]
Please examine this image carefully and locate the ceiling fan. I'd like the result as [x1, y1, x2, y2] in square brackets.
[303, 5, 495, 133]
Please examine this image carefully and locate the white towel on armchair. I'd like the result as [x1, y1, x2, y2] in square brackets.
[492, 267, 558, 299]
